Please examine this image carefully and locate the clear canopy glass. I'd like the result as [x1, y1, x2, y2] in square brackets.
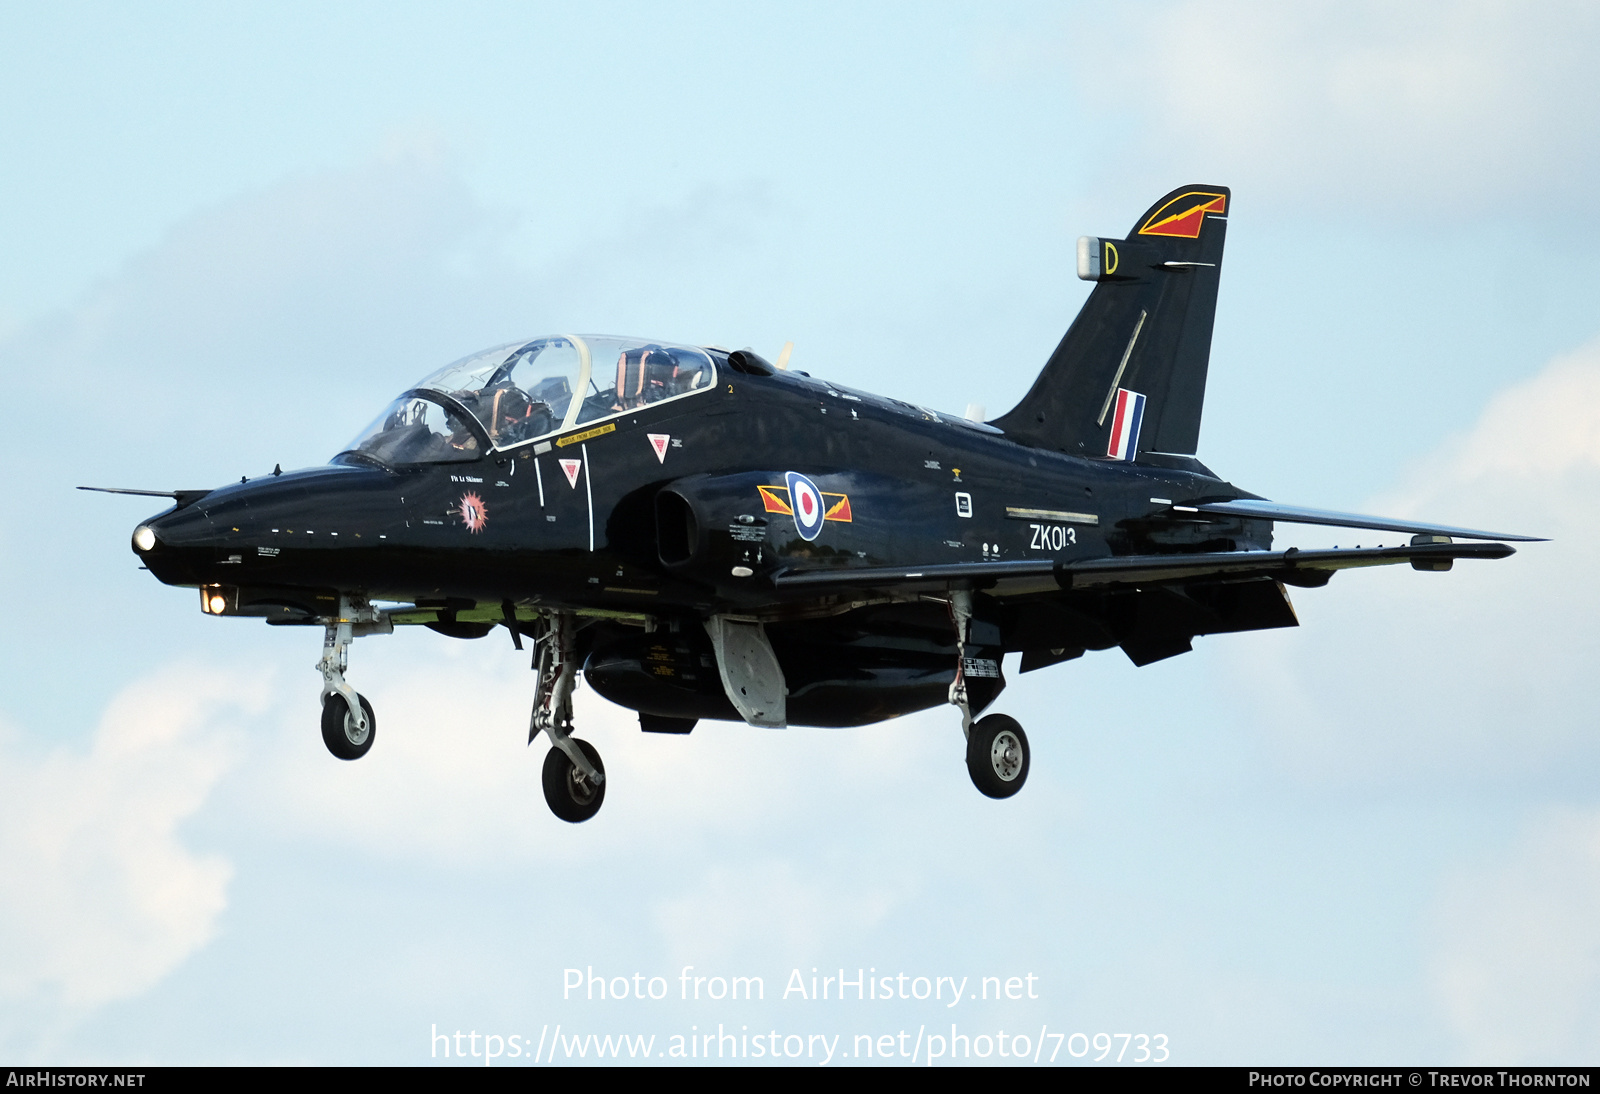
[338, 335, 718, 464]
[337, 337, 720, 467]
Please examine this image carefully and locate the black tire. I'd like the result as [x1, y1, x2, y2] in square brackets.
[542, 738, 606, 823]
[966, 714, 1029, 799]
[321, 693, 376, 760]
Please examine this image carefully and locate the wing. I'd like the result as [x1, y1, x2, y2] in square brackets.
[771, 540, 1515, 669]
[1172, 498, 1544, 542]
[771, 540, 1515, 596]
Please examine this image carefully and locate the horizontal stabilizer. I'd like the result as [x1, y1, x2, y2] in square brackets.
[1178, 499, 1543, 542]
[771, 541, 1515, 595]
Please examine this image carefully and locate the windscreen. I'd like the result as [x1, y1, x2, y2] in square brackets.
[338, 394, 484, 466]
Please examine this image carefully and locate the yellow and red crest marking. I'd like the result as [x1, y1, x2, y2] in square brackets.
[456, 491, 488, 533]
[757, 485, 790, 514]
[758, 485, 853, 522]
[1137, 191, 1227, 238]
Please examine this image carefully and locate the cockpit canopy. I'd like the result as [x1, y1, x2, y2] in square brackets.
[337, 335, 718, 467]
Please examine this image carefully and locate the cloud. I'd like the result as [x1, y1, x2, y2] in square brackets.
[999, 1, 1600, 219]
[1227, 336, 1600, 784]
[1432, 809, 1600, 1062]
[0, 666, 262, 1017]
[0, 140, 534, 481]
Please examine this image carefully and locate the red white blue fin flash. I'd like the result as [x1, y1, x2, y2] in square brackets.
[1107, 388, 1146, 461]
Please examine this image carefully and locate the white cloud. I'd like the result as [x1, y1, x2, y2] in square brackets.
[0, 666, 262, 1012]
[1218, 336, 1600, 1064]
[1432, 809, 1600, 1062]
[1007, 1, 1600, 218]
[1227, 336, 1600, 783]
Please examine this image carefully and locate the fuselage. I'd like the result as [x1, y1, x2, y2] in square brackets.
[138, 348, 1268, 617]
[133, 338, 1280, 728]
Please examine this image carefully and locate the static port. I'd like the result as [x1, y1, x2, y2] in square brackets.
[133, 525, 156, 552]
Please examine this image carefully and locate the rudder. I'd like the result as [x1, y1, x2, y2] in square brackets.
[993, 185, 1230, 460]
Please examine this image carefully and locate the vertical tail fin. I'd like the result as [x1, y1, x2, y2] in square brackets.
[993, 185, 1230, 459]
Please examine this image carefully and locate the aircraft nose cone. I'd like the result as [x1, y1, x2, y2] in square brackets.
[136, 500, 221, 586]
[144, 501, 214, 547]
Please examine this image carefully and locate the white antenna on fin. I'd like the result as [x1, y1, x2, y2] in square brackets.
[774, 340, 793, 370]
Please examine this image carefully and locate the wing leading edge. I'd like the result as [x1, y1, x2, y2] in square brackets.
[771, 541, 1515, 595]
[1176, 499, 1544, 542]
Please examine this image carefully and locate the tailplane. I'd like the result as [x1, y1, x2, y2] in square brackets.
[994, 185, 1230, 460]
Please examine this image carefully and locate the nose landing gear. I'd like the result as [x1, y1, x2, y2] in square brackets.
[316, 595, 390, 761]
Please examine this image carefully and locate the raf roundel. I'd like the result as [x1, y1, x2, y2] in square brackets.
[785, 471, 826, 541]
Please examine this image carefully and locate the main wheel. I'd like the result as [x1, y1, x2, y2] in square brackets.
[966, 714, 1029, 799]
[542, 738, 606, 823]
[321, 693, 376, 760]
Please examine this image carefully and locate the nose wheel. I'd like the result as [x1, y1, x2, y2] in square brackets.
[315, 595, 389, 761]
[966, 713, 1030, 799]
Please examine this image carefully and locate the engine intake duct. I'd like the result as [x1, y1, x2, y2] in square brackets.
[654, 488, 699, 567]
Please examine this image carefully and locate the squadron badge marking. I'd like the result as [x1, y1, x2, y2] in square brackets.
[456, 491, 488, 533]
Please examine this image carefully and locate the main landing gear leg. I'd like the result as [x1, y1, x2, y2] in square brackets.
[948, 590, 976, 740]
[948, 589, 1030, 799]
[529, 611, 606, 823]
[318, 595, 390, 761]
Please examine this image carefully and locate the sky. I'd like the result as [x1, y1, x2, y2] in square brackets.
[2, 0, 1598, 1066]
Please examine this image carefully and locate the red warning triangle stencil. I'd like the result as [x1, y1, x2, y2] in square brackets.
[560, 458, 583, 488]
[648, 433, 670, 463]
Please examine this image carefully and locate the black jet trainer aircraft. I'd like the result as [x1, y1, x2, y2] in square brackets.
[93, 184, 1538, 823]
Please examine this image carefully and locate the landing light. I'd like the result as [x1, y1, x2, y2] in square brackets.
[133, 525, 156, 552]
[200, 585, 233, 615]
